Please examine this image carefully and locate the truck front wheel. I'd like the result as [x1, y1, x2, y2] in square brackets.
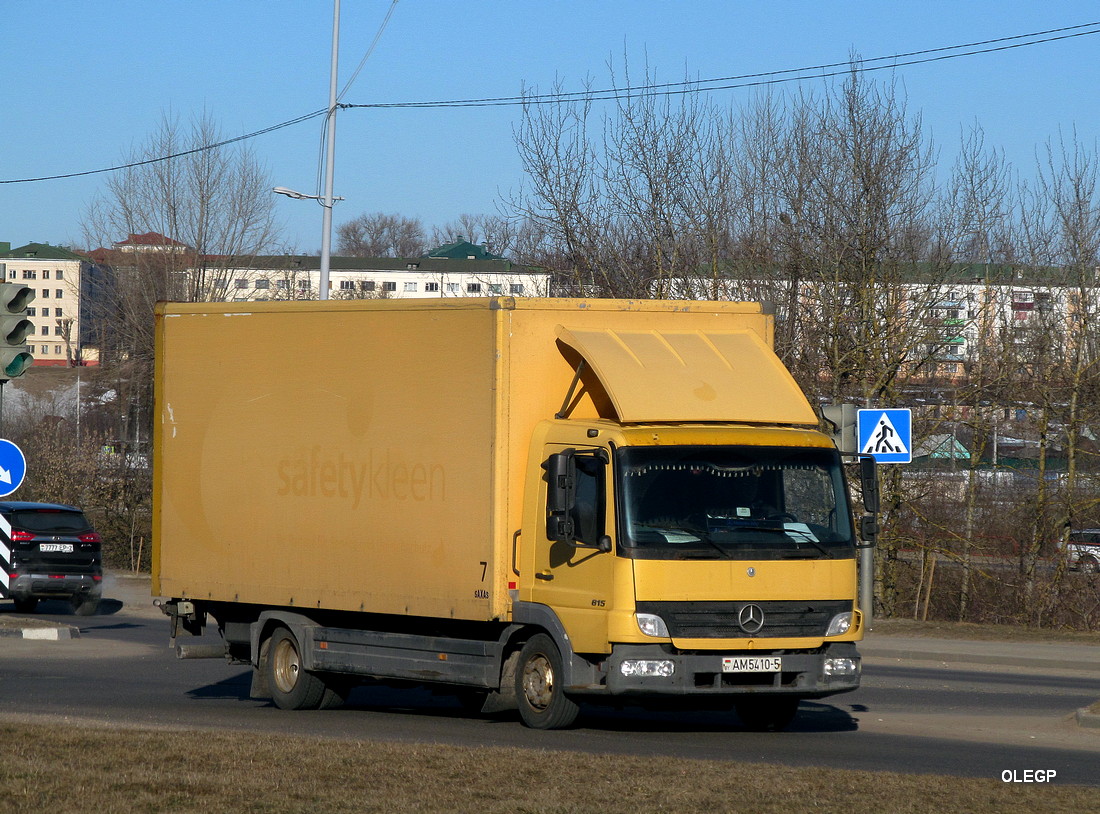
[515, 634, 580, 729]
[266, 627, 327, 710]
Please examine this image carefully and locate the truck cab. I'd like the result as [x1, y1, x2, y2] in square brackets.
[516, 420, 862, 729]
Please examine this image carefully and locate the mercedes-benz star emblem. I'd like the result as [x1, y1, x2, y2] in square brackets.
[738, 604, 765, 635]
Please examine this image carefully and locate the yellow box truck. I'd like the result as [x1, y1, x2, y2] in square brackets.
[154, 297, 874, 730]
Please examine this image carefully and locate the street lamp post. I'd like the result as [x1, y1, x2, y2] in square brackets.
[274, 0, 342, 301]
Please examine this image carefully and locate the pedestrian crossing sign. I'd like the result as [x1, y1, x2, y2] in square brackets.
[857, 409, 912, 464]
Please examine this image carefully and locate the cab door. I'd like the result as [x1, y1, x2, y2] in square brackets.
[527, 442, 616, 654]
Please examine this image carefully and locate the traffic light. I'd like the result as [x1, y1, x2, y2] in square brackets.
[0, 282, 35, 380]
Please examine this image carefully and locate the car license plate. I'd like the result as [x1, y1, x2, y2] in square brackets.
[722, 656, 782, 673]
[39, 543, 74, 553]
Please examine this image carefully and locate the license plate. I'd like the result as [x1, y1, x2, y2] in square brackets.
[722, 656, 782, 673]
[39, 543, 74, 553]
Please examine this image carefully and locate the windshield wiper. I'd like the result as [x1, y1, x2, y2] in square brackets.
[638, 524, 731, 559]
[724, 525, 833, 559]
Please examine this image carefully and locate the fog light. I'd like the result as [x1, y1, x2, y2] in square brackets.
[824, 657, 859, 677]
[825, 612, 853, 637]
[620, 659, 675, 678]
[635, 613, 670, 638]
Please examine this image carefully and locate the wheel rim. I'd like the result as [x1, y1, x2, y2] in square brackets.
[271, 636, 301, 694]
[521, 653, 554, 711]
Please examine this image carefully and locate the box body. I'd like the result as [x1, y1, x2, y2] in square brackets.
[153, 298, 784, 622]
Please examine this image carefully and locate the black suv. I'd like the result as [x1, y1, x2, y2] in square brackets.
[1, 501, 102, 615]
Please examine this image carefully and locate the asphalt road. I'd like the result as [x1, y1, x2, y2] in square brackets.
[2, 577, 1098, 786]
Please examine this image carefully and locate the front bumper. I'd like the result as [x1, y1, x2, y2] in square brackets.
[603, 641, 861, 698]
[8, 572, 102, 601]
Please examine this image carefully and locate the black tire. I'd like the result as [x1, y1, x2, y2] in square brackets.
[1080, 556, 1099, 575]
[515, 634, 580, 729]
[71, 594, 100, 616]
[12, 596, 38, 614]
[265, 627, 327, 710]
[735, 697, 800, 731]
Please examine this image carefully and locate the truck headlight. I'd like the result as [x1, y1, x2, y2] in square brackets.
[635, 613, 670, 638]
[824, 657, 860, 677]
[825, 611, 852, 637]
[620, 659, 675, 677]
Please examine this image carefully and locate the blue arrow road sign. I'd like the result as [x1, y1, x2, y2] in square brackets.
[0, 438, 27, 497]
[858, 409, 912, 464]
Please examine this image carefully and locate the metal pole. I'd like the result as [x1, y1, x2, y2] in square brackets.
[318, 0, 340, 301]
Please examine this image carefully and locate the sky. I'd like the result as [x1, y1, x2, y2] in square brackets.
[4, 1, 1100, 255]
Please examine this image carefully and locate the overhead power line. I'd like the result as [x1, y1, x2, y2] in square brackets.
[346, 22, 1100, 109]
[0, 108, 329, 185]
[3, 21, 1098, 185]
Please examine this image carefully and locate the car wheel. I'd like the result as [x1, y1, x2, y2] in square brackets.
[265, 627, 327, 710]
[515, 633, 580, 729]
[1080, 556, 1100, 575]
[12, 596, 38, 614]
[735, 697, 800, 731]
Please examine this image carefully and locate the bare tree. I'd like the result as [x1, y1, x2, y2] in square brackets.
[81, 110, 282, 461]
[337, 213, 427, 257]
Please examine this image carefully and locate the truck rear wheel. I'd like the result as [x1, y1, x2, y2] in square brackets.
[266, 627, 327, 710]
[735, 697, 800, 731]
[515, 634, 580, 729]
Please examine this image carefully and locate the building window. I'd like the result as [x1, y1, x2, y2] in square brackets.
[7, 270, 14, 279]
[55, 270, 64, 280]
[510, 283, 525, 295]
[55, 345, 62, 355]
[41, 308, 49, 317]
[466, 282, 482, 294]
[297, 280, 310, 290]
[40, 289, 49, 298]
[23, 270, 36, 279]
[255, 279, 270, 290]
[55, 307, 62, 317]
[235, 279, 248, 290]
[43, 270, 51, 280]
[447, 283, 460, 293]
[489, 284, 503, 295]
[404, 282, 417, 292]
[41, 345, 48, 355]
[425, 282, 440, 293]
[55, 289, 63, 299]
[361, 281, 375, 291]
[382, 281, 397, 292]
[26, 307, 36, 317]
[339, 280, 355, 290]
[276, 279, 289, 290]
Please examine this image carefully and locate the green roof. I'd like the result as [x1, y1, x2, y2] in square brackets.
[425, 238, 504, 261]
[0, 242, 90, 261]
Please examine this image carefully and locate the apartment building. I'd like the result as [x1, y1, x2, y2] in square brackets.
[0, 242, 100, 366]
[215, 239, 551, 302]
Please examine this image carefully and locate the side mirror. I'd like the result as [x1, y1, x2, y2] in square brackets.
[543, 450, 576, 542]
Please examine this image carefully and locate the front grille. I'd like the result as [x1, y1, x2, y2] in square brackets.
[635, 599, 851, 638]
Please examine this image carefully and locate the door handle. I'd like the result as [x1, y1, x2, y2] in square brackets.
[535, 571, 554, 581]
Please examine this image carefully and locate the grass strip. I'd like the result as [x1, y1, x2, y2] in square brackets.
[0, 723, 1092, 813]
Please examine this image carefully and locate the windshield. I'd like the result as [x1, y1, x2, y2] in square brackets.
[617, 445, 854, 560]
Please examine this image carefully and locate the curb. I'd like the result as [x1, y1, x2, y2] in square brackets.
[862, 645, 1099, 674]
[1076, 708, 1100, 729]
[0, 624, 80, 640]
